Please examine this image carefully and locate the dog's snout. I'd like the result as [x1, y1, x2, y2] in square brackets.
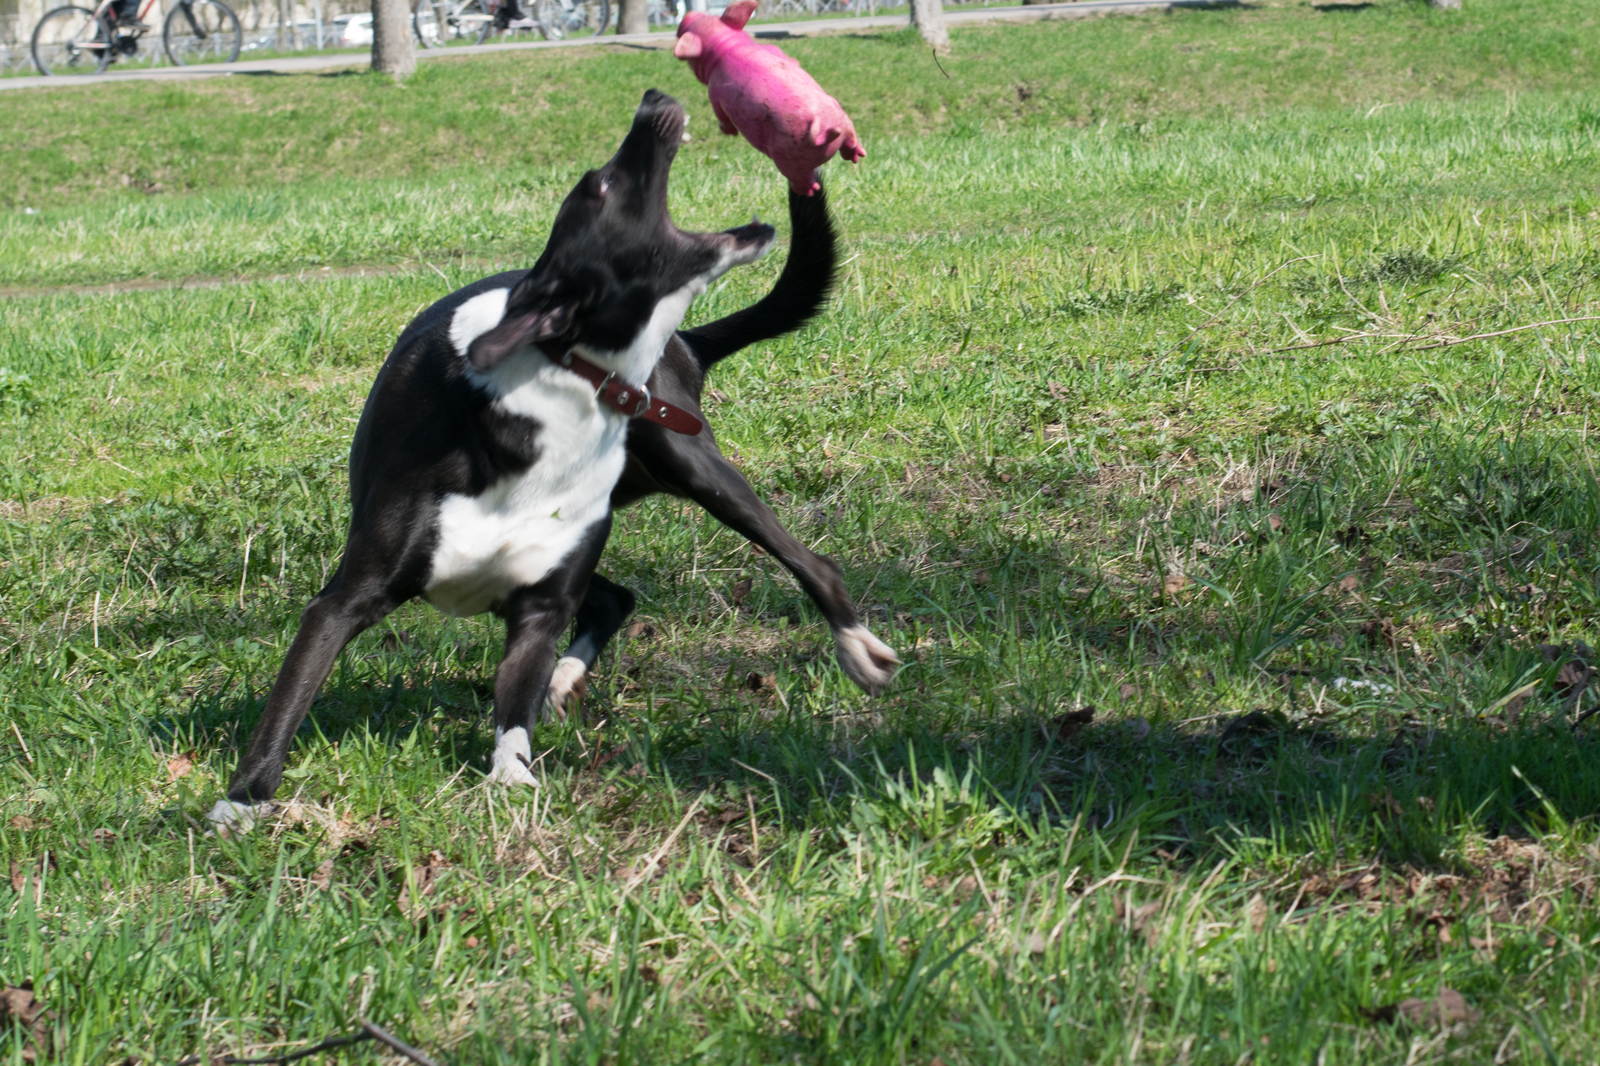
[634, 89, 687, 141]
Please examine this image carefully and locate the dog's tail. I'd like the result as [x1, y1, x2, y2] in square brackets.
[680, 184, 837, 372]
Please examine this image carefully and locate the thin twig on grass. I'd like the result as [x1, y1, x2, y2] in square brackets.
[168, 1019, 438, 1066]
[361, 1020, 442, 1066]
[623, 794, 704, 892]
[170, 1030, 370, 1066]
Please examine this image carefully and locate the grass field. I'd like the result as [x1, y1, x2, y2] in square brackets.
[3, 0, 1600, 1062]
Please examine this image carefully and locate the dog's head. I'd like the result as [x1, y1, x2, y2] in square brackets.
[466, 90, 776, 372]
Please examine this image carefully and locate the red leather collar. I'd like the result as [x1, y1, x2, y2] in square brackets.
[546, 349, 703, 436]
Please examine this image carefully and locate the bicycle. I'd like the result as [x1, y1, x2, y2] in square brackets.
[413, 0, 607, 47]
[31, 0, 241, 76]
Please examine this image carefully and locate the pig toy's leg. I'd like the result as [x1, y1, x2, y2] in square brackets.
[712, 97, 738, 136]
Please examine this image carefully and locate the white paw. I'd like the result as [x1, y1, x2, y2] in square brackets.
[834, 625, 901, 695]
[206, 798, 276, 837]
[543, 655, 589, 722]
[488, 725, 539, 787]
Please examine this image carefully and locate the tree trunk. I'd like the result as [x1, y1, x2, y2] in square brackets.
[909, 0, 947, 53]
[1427, 0, 1461, 8]
[616, 0, 648, 34]
[372, 0, 416, 79]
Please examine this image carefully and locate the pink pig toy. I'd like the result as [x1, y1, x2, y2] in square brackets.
[673, 0, 865, 196]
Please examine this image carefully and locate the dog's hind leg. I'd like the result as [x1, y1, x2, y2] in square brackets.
[633, 427, 899, 695]
[210, 577, 395, 833]
[546, 573, 636, 721]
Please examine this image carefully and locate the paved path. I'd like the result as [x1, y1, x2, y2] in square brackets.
[1, 0, 1230, 91]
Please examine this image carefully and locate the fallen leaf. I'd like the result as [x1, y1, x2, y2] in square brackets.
[999, 473, 1013, 483]
[1267, 512, 1285, 533]
[972, 570, 991, 586]
[1368, 791, 1405, 818]
[8, 817, 34, 831]
[1339, 574, 1362, 593]
[638, 964, 659, 985]
[166, 751, 196, 781]
[1022, 932, 1046, 955]
[1161, 572, 1190, 599]
[745, 672, 775, 693]
[1555, 661, 1590, 696]
[91, 828, 116, 845]
[1245, 892, 1269, 934]
[1220, 710, 1281, 746]
[464, 936, 480, 949]
[730, 578, 752, 605]
[1360, 618, 1399, 649]
[1114, 896, 1162, 944]
[1046, 707, 1095, 742]
[1367, 988, 1479, 1029]
[1118, 682, 1140, 702]
[411, 852, 449, 897]
[0, 982, 54, 1062]
[310, 858, 335, 891]
[626, 621, 654, 639]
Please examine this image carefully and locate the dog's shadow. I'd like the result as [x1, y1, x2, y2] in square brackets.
[161, 652, 1600, 868]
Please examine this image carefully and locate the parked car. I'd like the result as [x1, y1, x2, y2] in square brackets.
[243, 20, 327, 52]
[330, 13, 372, 46]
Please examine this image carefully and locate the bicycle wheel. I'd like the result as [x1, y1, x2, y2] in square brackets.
[163, 0, 242, 66]
[413, 0, 446, 47]
[31, 6, 112, 76]
[535, 0, 607, 38]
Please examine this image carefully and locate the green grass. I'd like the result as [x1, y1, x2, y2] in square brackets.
[4, 1, 1600, 1063]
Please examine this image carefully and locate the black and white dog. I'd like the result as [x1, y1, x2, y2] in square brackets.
[209, 90, 898, 831]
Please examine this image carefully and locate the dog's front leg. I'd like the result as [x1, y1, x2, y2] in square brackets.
[489, 521, 612, 785]
[638, 428, 899, 695]
[210, 575, 395, 832]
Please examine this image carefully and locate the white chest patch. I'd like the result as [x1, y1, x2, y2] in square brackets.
[424, 277, 707, 617]
[425, 289, 627, 617]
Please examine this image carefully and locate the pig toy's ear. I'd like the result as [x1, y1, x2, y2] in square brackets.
[673, 31, 702, 58]
[720, 0, 756, 29]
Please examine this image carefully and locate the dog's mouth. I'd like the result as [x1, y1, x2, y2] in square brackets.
[704, 218, 776, 274]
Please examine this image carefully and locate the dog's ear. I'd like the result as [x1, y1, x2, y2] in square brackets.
[466, 280, 577, 371]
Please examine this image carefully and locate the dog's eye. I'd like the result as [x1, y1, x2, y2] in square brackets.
[598, 175, 612, 196]
[586, 172, 611, 199]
